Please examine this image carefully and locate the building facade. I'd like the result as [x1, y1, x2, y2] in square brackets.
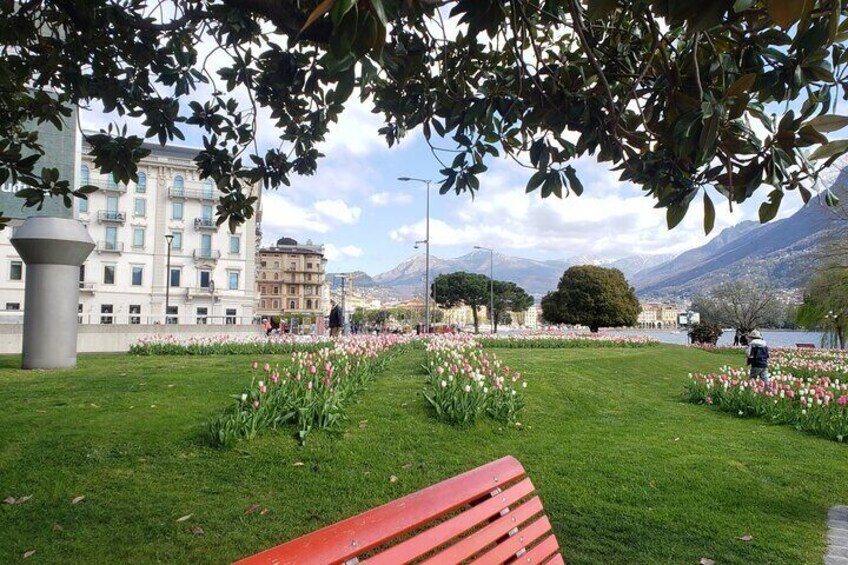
[637, 302, 682, 329]
[256, 238, 327, 324]
[1, 141, 260, 325]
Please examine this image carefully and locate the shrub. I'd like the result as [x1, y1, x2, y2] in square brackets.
[688, 322, 723, 345]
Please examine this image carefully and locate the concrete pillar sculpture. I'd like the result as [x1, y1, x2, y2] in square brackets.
[10, 217, 95, 369]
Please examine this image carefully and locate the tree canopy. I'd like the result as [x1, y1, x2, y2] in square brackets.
[432, 271, 489, 332]
[541, 265, 640, 331]
[689, 278, 784, 333]
[3, 1, 848, 231]
[490, 280, 534, 332]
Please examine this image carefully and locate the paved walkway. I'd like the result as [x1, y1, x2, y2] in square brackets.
[826, 506, 848, 565]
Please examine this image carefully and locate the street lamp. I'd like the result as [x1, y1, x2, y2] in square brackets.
[474, 245, 495, 334]
[164, 234, 174, 324]
[399, 176, 431, 333]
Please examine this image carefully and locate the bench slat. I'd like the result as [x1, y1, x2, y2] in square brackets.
[468, 516, 552, 565]
[518, 534, 559, 565]
[234, 456, 526, 565]
[419, 496, 544, 565]
[547, 554, 566, 565]
[364, 478, 536, 565]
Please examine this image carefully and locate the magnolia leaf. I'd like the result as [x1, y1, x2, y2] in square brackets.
[176, 514, 193, 522]
[809, 140, 848, 160]
[23, 550, 36, 559]
[758, 190, 783, 223]
[725, 74, 757, 98]
[737, 534, 753, 541]
[666, 203, 688, 229]
[71, 495, 85, 505]
[246, 504, 261, 514]
[259, 508, 271, 516]
[767, 0, 808, 28]
[3, 496, 16, 504]
[808, 114, 848, 133]
[389, 475, 398, 483]
[699, 559, 715, 565]
[301, 0, 335, 32]
[703, 192, 716, 235]
[52, 524, 64, 532]
[191, 526, 205, 537]
[586, 0, 617, 19]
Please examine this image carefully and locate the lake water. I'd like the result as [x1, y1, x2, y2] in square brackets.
[607, 329, 827, 348]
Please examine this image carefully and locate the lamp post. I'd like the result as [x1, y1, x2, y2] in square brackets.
[164, 233, 174, 324]
[474, 245, 495, 334]
[399, 177, 431, 333]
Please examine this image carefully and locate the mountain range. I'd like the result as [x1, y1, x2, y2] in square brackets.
[337, 161, 847, 302]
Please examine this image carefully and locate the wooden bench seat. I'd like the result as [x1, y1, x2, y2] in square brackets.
[235, 456, 563, 565]
[796, 343, 816, 349]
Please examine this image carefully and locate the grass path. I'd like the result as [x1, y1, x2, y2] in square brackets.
[0, 347, 845, 563]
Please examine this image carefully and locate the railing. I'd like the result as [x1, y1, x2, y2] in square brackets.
[194, 217, 217, 230]
[97, 241, 124, 253]
[79, 282, 95, 292]
[193, 248, 221, 260]
[97, 210, 126, 223]
[83, 179, 128, 193]
[64, 314, 262, 326]
[169, 186, 217, 200]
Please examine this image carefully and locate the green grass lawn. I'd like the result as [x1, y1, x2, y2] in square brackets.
[0, 345, 845, 564]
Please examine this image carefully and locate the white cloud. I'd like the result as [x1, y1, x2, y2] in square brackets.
[388, 157, 805, 261]
[324, 243, 365, 261]
[261, 193, 329, 237]
[314, 199, 362, 224]
[369, 191, 414, 206]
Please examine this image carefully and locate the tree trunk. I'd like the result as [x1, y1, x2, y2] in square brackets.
[472, 306, 479, 334]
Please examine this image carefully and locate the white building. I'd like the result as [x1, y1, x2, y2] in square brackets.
[1, 142, 260, 325]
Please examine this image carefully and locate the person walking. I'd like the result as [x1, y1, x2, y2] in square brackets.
[329, 300, 343, 338]
[733, 329, 741, 346]
[746, 330, 770, 385]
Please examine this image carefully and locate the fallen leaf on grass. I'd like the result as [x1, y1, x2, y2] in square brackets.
[246, 504, 261, 514]
[167, 384, 175, 388]
[23, 550, 36, 558]
[259, 508, 270, 516]
[71, 495, 85, 505]
[292, 461, 304, 467]
[176, 514, 193, 522]
[191, 526, 204, 537]
[737, 534, 753, 541]
[699, 559, 715, 565]
[3, 496, 17, 505]
[389, 475, 398, 483]
[401, 463, 413, 470]
[52, 524, 63, 532]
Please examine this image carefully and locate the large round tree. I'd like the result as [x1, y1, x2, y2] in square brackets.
[541, 266, 640, 332]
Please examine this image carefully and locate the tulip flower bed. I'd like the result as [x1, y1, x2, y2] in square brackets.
[684, 365, 848, 443]
[130, 334, 333, 356]
[477, 332, 658, 348]
[424, 336, 526, 425]
[206, 335, 411, 446]
[770, 348, 848, 380]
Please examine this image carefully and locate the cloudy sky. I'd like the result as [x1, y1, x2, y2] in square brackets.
[241, 97, 810, 276]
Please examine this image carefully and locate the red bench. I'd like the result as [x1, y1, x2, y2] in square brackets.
[796, 343, 816, 349]
[235, 456, 563, 565]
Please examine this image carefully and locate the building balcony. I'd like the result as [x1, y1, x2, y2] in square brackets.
[193, 248, 221, 261]
[84, 179, 128, 193]
[169, 186, 217, 201]
[96, 241, 124, 253]
[194, 217, 217, 231]
[97, 210, 126, 223]
[79, 282, 95, 293]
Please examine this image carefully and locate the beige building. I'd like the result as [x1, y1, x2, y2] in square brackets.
[637, 302, 681, 328]
[256, 238, 327, 323]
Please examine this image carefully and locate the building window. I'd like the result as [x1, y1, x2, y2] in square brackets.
[289, 285, 296, 295]
[79, 195, 88, 213]
[260, 261, 267, 267]
[134, 198, 146, 217]
[78, 303, 83, 323]
[274, 261, 279, 268]
[272, 299, 279, 309]
[166, 305, 178, 325]
[100, 304, 113, 324]
[131, 266, 143, 286]
[307, 262, 312, 269]
[170, 268, 181, 287]
[228, 271, 239, 290]
[272, 286, 279, 295]
[261, 272, 266, 280]
[5, 302, 21, 311]
[105, 226, 118, 250]
[106, 195, 119, 213]
[173, 175, 184, 195]
[306, 299, 312, 310]
[136, 172, 147, 193]
[203, 179, 214, 198]
[171, 231, 183, 250]
[273, 272, 279, 280]
[307, 273, 312, 281]
[172, 202, 183, 220]
[229, 236, 240, 254]
[290, 262, 296, 270]
[103, 265, 115, 285]
[199, 270, 211, 289]
[201, 204, 213, 221]
[79, 264, 85, 283]
[132, 228, 145, 248]
[225, 308, 237, 325]
[260, 299, 266, 309]
[80, 165, 90, 185]
[289, 300, 296, 309]
[129, 305, 141, 324]
[10, 260, 22, 281]
[196, 307, 208, 325]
